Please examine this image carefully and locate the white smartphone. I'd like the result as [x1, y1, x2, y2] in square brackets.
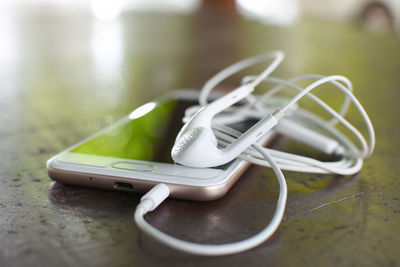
[47, 90, 275, 201]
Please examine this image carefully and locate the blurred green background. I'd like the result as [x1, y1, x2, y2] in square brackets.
[1, 0, 399, 135]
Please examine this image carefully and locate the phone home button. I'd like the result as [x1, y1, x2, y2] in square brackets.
[112, 162, 155, 172]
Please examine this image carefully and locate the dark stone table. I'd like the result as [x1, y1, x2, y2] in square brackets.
[1, 2, 399, 266]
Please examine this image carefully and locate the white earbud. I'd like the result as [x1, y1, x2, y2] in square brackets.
[171, 106, 284, 167]
[171, 51, 286, 168]
[174, 84, 254, 147]
[172, 84, 256, 167]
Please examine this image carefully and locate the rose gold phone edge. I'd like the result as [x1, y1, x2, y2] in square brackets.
[47, 160, 251, 201]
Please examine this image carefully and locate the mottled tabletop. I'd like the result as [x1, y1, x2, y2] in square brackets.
[1, 2, 399, 267]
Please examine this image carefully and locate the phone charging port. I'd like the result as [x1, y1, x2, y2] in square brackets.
[114, 182, 134, 191]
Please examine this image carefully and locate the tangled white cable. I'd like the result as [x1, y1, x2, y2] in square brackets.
[134, 51, 375, 256]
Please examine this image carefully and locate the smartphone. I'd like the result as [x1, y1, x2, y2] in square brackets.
[47, 90, 275, 201]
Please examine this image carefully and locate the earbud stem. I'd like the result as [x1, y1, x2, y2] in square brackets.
[206, 84, 254, 114]
[275, 119, 343, 155]
[224, 109, 284, 157]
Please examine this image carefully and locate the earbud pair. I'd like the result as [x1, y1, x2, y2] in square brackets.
[172, 51, 374, 174]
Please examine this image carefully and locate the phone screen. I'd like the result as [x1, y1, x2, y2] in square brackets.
[71, 99, 193, 164]
[70, 97, 259, 168]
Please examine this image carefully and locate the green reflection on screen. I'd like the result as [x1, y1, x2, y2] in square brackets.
[72, 100, 177, 161]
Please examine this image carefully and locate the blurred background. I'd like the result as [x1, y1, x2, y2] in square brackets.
[1, 0, 399, 135]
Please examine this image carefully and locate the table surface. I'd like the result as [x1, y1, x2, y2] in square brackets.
[1, 3, 400, 267]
